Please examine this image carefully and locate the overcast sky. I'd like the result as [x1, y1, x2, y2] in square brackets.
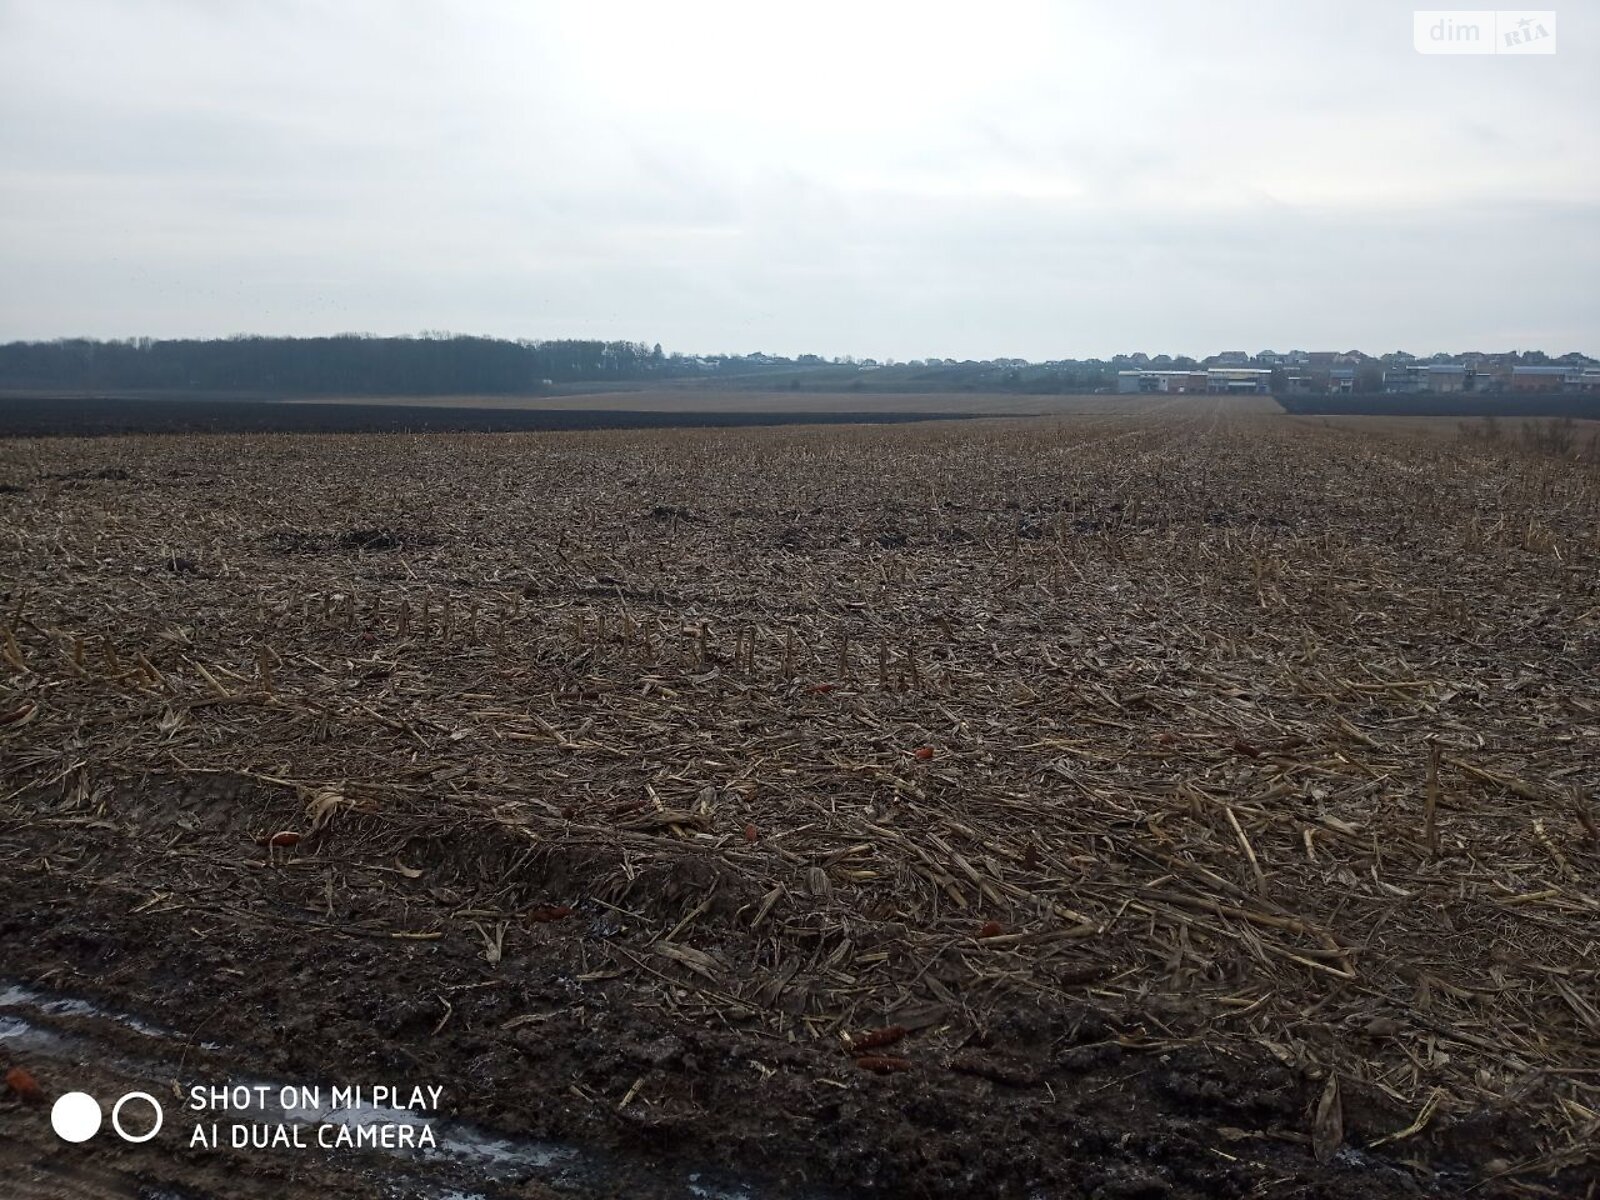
[1, 1, 1595, 359]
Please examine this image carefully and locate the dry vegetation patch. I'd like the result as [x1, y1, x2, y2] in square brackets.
[1, 404, 1596, 1196]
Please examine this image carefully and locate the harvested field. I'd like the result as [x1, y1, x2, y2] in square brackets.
[277, 391, 1253, 417]
[1289, 413, 1600, 453]
[0, 390, 1245, 437]
[0, 394, 1015, 438]
[1278, 395, 1600, 421]
[1, 401, 1597, 1199]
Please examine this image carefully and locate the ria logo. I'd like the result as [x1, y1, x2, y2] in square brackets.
[51, 1091, 164, 1143]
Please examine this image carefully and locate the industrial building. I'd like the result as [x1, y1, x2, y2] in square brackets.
[1206, 368, 1273, 393]
[1116, 368, 1271, 395]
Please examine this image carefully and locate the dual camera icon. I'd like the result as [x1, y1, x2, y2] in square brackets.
[50, 1091, 163, 1143]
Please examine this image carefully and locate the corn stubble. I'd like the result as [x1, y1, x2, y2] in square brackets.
[1, 402, 1597, 1178]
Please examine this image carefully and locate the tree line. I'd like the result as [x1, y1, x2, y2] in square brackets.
[0, 334, 1137, 396]
[0, 334, 670, 395]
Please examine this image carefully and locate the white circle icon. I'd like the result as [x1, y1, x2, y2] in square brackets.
[111, 1092, 163, 1143]
[51, 1092, 102, 1142]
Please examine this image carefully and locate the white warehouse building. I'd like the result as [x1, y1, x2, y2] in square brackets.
[1117, 368, 1272, 395]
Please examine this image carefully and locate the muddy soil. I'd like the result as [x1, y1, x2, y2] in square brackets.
[0, 774, 1555, 1200]
[3, 420, 1595, 1198]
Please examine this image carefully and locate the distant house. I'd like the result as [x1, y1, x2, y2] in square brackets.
[1205, 368, 1273, 394]
[1116, 370, 1209, 394]
[1329, 367, 1356, 394]
[1512, 365, 1600, 392]
[1381, 363, 1494, 393]
[1424, 364, 1469, 392]
[1383, 369, 1421, 394]
[1383, 364, 1480, 393]
[1210, 350, 1251, 366]
[1478, 367, 1512, 392]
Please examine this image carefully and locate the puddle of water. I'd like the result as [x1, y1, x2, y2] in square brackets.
[0, 982, 178, 1040]
[0, 1010, 73, 1053]
[688, 1173, 757, 1200]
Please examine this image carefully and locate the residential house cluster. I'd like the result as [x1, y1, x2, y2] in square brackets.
[1116, 350, 1600, 396]
[1382, 363, 1600, 394]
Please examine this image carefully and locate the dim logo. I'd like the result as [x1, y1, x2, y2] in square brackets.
[1413, 10, 1557, 54]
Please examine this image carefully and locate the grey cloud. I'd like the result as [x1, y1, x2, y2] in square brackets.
[1, 0, 1594, 356]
